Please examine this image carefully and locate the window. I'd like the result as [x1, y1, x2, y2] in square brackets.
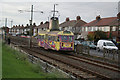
[85, 27, 88, 31]
[61, 35, 73, 42]
[106, 42, 115, 46]
[82, 27, 84, 32]
[89, 27, 91, 31]
[104, 27, 110, 32]
[103, 42, 106, 46]
[102, 27, 104, 31]
[68, 36, 73, 42]
[59, 27, 62, 30]
[112, 26, 116, 31]
[91, 27, 94, 31]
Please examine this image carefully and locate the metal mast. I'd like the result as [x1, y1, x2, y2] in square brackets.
[18, 5, 43, 48]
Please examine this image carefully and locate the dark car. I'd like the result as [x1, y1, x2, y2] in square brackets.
[74, 40, 81, 46]
[81, 41, 96, 49]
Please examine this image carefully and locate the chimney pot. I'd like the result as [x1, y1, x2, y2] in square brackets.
[96, 15, 101, 20]
[117, 12, 120, 20]
[76, 16, 81, 20]
[40, 22, 43, 25]
[33, 23, 36, 26]
[45, 21, 49, 24]
[26, 24, 29, 26]
[21, 24, 24, 27]
[66, 17, 70, 21]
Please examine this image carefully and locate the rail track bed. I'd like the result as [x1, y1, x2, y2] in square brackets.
[9, 37, 120, 79]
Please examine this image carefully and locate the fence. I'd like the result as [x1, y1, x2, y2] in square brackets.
[76, 44, 120, 61]
[103, 49, 120, 60]
[76, 44, 90, 55]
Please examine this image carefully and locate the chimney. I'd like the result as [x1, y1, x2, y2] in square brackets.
[22, 24, 24, 27]
[117, 12, 120, 20]
[33, 23, 36, 26]
[66, 17, 70, 22]
[13, 25, 15, 27]
[45, 21, 49, 24]
[26, 24, 29, 26]
[96, 15, 101, 20]
[76, 16, 81, 21]
[40, 22, 43, 25]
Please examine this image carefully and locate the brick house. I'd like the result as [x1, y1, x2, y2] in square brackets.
[81, 14, 120, 42]
[59, 16, 87, 39]
[33, 21, 49, 36]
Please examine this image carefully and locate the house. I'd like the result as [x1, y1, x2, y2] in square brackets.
[33, 21, 49, 36]
[59, 16, 87, 39]
[81, 13, 120, 42]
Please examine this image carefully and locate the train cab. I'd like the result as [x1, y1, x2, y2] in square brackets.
[58, 31, 74, 51]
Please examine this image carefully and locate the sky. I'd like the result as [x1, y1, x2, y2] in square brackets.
[0, 0, 120, 28]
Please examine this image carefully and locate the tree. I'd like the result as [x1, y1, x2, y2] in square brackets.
[87, 32, 94, 41]
[87, 30, 107, 44]
[94, 30, 107, 44]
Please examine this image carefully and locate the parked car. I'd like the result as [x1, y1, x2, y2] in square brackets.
[97, 40, 118, 51]
[81, 41, 88, 46]
[12, 34, 16, 36]
[81, 41, 96, 49]
[87, 41, 96, 49]
[74, 40, 81, 46]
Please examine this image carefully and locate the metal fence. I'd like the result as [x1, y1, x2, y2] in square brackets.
[103, 49, 120, 60]
[76, 44, 120, 61]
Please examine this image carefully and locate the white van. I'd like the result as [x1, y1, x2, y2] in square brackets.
[97, 40, 118, 51]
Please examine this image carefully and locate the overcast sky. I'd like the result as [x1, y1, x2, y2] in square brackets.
[0, 0, 119, 28]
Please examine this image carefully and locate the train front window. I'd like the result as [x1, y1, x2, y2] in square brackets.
[68, 36, 73, 42]
[61, 36, 73, 42]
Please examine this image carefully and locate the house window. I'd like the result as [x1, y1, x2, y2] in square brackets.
[102, 27, 104, 31]
[82, 27, 84, 32]
[104, 27, 110, 32]
[59, 27, 62, 30]
[86, 27, 88, 31]
[91, 27, 94, 31]
[112, 26, 116, 31]
[89, 27, 92, 31]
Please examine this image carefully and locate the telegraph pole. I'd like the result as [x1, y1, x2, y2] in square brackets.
[29, 5, 33, 48]
[18, 5, 43, 48]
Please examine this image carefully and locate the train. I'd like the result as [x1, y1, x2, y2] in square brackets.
[38, 30, 74, 51]
[37, 17, 74, 51]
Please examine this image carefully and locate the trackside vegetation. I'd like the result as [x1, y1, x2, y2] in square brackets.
[2, 43, 67, 78]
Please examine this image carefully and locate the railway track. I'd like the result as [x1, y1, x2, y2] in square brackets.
[10, 37, 120, 79]
[10, 41, 96, 79]
[33, 47, 120, 79]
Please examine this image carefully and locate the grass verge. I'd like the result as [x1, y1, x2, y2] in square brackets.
[2, 43, 67, 78]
